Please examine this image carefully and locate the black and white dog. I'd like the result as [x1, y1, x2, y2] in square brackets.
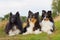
[23, 10, 41, 35]
[40, 10, 55, 34]
[5, 12, 23, 36]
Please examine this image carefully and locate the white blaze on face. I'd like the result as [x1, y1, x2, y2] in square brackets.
[44, 16, 46, 19]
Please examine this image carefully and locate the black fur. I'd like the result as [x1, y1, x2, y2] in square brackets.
[23, 10, 41, 33]
[41, 10, 46, 21]
[5, 12, 23, 34]
[47, 11, 55, 32]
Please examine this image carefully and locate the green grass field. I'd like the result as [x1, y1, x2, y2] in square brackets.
[0, 21, 60, 40]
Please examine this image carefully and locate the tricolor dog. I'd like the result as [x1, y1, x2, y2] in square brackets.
[23, 10, 41, 35]
[40, 10, 55, 34]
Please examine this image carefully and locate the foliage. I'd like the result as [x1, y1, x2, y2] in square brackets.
[0, 13, 10, 21]
[21, 16, 27, 22]
[52, 11, 57, 18]
[52, 0, 60, 17]
[4, 13, 10, 20]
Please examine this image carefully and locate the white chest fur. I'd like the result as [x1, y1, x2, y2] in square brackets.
[27, 22, 34, 33]
[40, 20, 53, 34]
[23, 22, 42, 35]
[9, 26, 20, 36]
[23, 22, 34, 35]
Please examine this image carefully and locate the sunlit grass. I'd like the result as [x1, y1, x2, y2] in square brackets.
[0, 20, 60, 40]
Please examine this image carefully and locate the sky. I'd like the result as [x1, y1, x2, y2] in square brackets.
[0, 0, 52, 17]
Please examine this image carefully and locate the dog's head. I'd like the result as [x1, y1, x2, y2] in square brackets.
[9, 12, 20, 23]
[28, 10, 39, 24]
[42, 10, 52, 21]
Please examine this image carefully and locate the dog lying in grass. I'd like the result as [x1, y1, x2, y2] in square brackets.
[5, 12, 23, 36]
[40, 10, 55, 34]
[23, 10, 41, 35]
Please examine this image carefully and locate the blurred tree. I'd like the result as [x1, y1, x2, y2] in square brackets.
[52, 0, 60, 17]
[0, 13, 10, 21]
[0, 17, 3, 21]
[21, 16, 27, 22]
[4, 13, 10, 20]
[1, 18, 5, 21]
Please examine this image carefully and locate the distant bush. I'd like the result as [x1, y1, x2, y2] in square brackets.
[52, 0, 60, 17]
[4, 14, 10, 20]
[52, 12, 57, 18]
[21, 16, 27, 22]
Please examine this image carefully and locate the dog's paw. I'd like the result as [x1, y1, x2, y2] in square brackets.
[47, 31, 52, 34]
[22, 32, 29, 35]
[34, 29, 42, 34]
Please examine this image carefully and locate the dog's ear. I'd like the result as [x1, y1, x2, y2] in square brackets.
[16, 11, 20, 17]
[35, 12, 39, 18]
[42, 10, 46, 15]
[35, 12, 39, 15]
[47, 11, 52, 15]
[28, 10, 33, 16]
[10, 12, 12, 16]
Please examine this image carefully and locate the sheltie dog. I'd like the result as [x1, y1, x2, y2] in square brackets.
[40, 10, 55, 34]
[23, 10, 41, 35]
[5, 12, 23, 36]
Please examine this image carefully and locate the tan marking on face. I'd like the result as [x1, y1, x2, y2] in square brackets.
[28, 18, 37, 24]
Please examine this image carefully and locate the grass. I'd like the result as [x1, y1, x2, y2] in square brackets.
[0, 21, 60, 40]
